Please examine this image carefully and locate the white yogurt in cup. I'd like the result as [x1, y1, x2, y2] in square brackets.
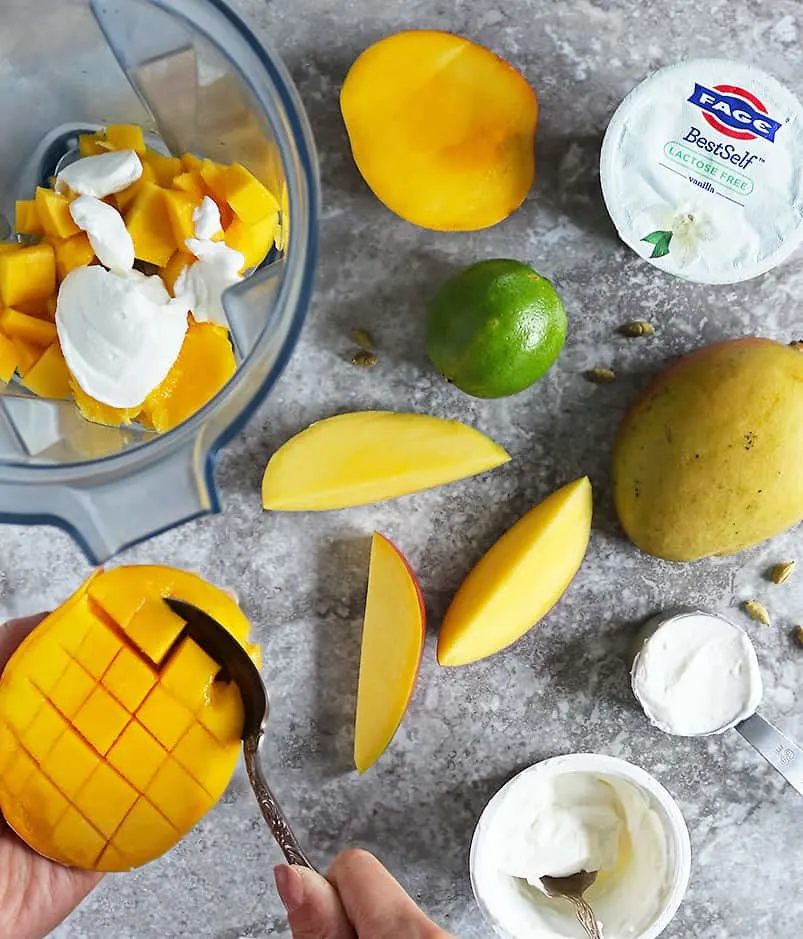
[470, 754, 691, 939]
[600, 58, 803, 283]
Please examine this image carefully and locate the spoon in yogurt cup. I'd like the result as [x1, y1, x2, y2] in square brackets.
[631, 608, 803, 796]
[541, 871, 602, 939]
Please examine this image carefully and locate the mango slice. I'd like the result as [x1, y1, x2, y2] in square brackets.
[20, 343, 71, 398]
[105, 124, 146, 154]
[35, 187, 80, 240]
[125, 182, 176, 266]
[261, 411, 510, 510]
[54, 233, 95, 282]
[0, 566, 259, 872]
[0, 307, 57, 346]
[437, 477, 593, 666]
[354, 533, 425, 773]
[340, 30, 538, 231]
[15, 200, 44, 237]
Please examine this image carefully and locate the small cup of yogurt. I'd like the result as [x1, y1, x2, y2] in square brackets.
[470, 754, 691, 939]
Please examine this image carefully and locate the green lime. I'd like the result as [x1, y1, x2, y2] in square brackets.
[425, 259, 567, 398]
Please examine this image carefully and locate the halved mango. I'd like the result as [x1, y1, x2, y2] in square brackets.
[141, 321, 236, 432]
[437, 477, 593, 666]
[261, 411, 510, 510]
[0, 565, 259, 871]
[340, 30, 538, 231]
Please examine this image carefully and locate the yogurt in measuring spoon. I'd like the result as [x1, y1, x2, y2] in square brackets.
[600, 59, 803, 283]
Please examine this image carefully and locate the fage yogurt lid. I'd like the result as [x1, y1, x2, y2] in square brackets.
[600, 59, 803, 284]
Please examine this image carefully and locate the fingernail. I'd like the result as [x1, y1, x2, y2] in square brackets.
[274, 864, 305, 913]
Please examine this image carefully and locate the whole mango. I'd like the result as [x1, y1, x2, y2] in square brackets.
[612, 338, 803, 561]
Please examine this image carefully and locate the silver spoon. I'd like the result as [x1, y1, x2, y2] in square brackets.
[541, 871, 602, 939]
[164, 598, 314, 869]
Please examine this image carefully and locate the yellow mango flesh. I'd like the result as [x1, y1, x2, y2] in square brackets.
[0, 307, 57, 345]
[437, 477, 593, 666]
[261, 411, 511, 510]
[54, 233, 95, 282]
[0, 332, 18, 382]
[612, 338, 803, 561]
[340, 30, 538, 231]
[354, 533, 425, 773]
[141, 321, 236, 432]
[35, 187, 80, 240]
[20, 343, 71, 398]
[0, 565, 259, 872]
[105, 124, 146, 154]
[125, 182, 176, 266]
[0, 244, 56, 307]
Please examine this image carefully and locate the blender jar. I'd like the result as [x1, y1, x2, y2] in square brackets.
[0, 0, 319, 562]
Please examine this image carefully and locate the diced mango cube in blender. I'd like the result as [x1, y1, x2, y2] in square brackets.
[105, 124, 146, 154]
[79, 132, 110, 157]
[0, 332, 18, 382]
[161, 252, 192, 296]
[55, 233, 94, 281]
[74, 617, 123, 679]
[200, 159, 228, 204]
[172, 171, 205, 202]
[15, 295, 54, 320]
[25, 702, 68, 762]
[225, 163, 280, 224]
[107, 720, 167, 791]
[35, 187, 80, 239]
[11, 337, 44, 376]
[50, 659, 96, 719]
[181, 152, 204, 173]
[0, 307, 57, 345]
[0, 243, 23, 256]
[163, 189, 199, 247]
[224, 214, 277, 272]
[44, 730, 100, 799]
[143, 149, 182, 187]
[72, 686, 130, 755]
[142, 321, 236, 433]
[70, 378, 141, 427]
[124, 598, 186, 665]
[0, 244, 56, 307]
[136, 685, 193, 750]
[146, 758, 212, 830]
[74, 762, 138, 838]
[15, 200, 43, 236]
[102, 645, 157, 712]
[125, 183, 176, 266]
[21, 343, 71, 398]
[159, 638, 220, 712]
[115, 162, 155, 212]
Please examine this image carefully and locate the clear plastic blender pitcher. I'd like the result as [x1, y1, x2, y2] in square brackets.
[0, 0, 319, 562]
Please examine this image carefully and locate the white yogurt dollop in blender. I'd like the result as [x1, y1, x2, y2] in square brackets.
[56, 149, 143, 199]
[472, 767, 673, 938]
[632, 610, 763, 736]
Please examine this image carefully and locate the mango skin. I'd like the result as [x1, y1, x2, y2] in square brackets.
[613, 338, 803, 561]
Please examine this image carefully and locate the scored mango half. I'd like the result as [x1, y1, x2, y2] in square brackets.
[0, 566, 259, 872]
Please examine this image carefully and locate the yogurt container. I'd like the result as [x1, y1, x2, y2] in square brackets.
[470, 754, 691, 939]
[600, 59, 803, 283]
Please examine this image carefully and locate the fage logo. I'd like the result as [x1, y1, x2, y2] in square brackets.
[687, 82, 783, 142]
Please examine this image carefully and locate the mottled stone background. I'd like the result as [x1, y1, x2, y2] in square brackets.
[4, 1, 802, 937]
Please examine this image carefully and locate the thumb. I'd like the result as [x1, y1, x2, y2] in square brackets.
[274, 865, 355, 939]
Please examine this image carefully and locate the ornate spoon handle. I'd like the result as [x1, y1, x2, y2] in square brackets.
[244, 734, 315, 869]
[569, 896, 602, 939]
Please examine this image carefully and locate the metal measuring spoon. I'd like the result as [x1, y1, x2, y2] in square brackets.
[164, 598, 314, 868]
[541, 871, 602, 939]
[632, 608, 803, 796]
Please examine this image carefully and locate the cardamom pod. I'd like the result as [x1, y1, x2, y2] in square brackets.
[768, 560, 796, 585]
[618, 320, 655, 338]
[352, 350, 378, 368]
[351, 328, 375, 351]
[586, 367, 616, 384]
[742, 599, 771, 626]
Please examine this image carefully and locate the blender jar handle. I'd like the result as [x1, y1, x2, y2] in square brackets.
[3, 438, 218, 564]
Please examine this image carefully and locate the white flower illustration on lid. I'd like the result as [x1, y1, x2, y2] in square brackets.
[637, 202, 716, 267]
